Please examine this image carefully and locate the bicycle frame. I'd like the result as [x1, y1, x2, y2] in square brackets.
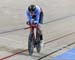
[27, 23, 41, 55]
[29, 24, 39, 41]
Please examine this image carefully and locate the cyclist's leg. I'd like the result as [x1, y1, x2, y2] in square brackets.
[38, 24, 43, 40]
[39, 11, 43, 24]
[37, 24, 44, 47]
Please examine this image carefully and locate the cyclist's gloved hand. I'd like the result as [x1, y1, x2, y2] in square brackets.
[26, 21, 30, 25]
[32, 15, 36, 19]
[34, 21, 39, 25]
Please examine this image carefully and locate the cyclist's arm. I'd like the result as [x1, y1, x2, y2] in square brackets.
[34, 9, 40, 24]
[26, 10, 32, 22]
[34, 15, 39, 24]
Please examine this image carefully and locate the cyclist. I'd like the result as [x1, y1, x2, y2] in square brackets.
[26, 4, 43, 46]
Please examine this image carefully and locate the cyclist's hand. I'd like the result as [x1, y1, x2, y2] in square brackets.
[33, 23, 37, 25]
[31, 19, 34, 24]
[26, 21, 30, 25]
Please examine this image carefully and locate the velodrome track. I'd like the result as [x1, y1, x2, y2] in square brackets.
[0, 0, 75, 60]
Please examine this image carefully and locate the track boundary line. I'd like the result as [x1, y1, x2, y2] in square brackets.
[0, 15, 75, 34]
[0, 31, 75, 60]
[38, 42, 75, 60]
[43, 15, 75, 24]
[0, 27, 30, 34]
[0, 49, 28, 60]
[45, 32, 75, 44]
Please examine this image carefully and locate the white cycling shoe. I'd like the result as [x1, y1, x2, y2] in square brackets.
[40, 41, 44, 47]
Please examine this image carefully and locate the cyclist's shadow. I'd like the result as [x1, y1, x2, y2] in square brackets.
[9, 49, 45, 57]
[0, 46, 45, 57]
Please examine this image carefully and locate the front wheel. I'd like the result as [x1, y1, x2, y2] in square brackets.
[28, 33, 34, 56]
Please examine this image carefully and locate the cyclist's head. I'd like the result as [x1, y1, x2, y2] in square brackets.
[28, 4, 36, 13]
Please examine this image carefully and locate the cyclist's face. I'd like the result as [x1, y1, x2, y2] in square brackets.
[30, 11, 34, 16]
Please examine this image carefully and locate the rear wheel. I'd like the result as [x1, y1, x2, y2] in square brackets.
[36, 32, 41, 53]
[36, 41, 41, 53]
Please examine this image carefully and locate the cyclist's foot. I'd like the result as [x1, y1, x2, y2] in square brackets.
[40, 41, 44, 47]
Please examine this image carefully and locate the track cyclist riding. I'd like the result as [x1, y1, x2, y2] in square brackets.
[26, 4, 44, 55]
